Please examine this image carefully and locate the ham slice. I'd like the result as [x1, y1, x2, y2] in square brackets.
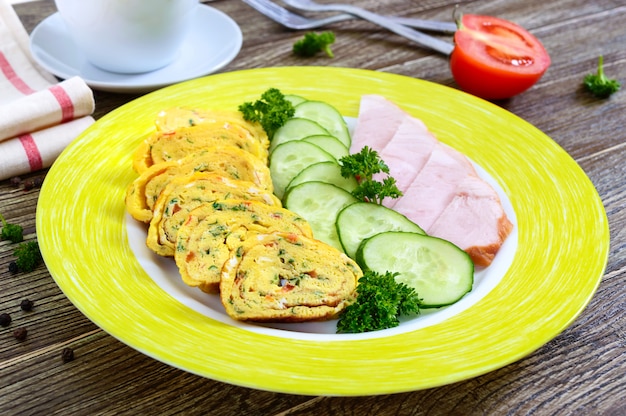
[427, 176, 513, 267]
[352, 95, 437, 206]
[350, 95, 513, 267]
[350, 94, 428, 153]
[392, 143, 476, 229]
[378, 117, 438, 198]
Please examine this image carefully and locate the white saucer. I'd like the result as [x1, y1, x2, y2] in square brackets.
[29, 5, 242, 93]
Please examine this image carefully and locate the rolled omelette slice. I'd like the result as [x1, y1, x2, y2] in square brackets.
[125, 146, 273, 223]
[132, 110, 269, 174]
[220, 232, 362, 322]
[147, 172, 281, 257]
[154, 107, 267, 148]
[175, 199, 314, 293]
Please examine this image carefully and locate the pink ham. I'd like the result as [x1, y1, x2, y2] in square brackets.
[350, 95, 513, 267]
[391, 143, 477, 229]
[378, 116, 438, 197]
[428, 176, 513, 267]
[350, 94, 428, 153]
[351, 95, 437, 204]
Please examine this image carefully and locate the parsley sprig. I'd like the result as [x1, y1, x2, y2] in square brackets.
[238, 88, 295, 139]
[339, 146, 403, 204]
[337, 271, 421, 333]
[14, 241, 42, 273]
[293, 31, 336, 58]
[0, 212, 24, 243]
[584, 55, 621, 98]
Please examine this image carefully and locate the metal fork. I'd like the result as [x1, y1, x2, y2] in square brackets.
[241, 0, 457, 33]
[282, 0, 455, 55]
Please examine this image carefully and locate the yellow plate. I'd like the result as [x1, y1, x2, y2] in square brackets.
[37, 67, 608, 395]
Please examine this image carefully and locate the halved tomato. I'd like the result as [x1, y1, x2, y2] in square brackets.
[450, 15, 551, 100]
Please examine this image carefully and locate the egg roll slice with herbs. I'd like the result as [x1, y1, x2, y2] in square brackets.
[133, 114, 269, 174]
[220, 232, 362, 322]
[175, 200, 313, 293]
[154, 107, 268, 149]
[147, 172, 281, 257]
[125, 146, 273, 223]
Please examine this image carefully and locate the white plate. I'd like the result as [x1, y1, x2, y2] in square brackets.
[29, 5, 242, 93]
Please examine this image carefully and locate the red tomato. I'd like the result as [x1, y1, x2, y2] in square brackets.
[450, 15, 551, 100]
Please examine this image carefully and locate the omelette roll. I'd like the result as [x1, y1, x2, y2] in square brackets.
[125, 146, 273, 223]
[175, 200, 313, 293]
[133, 109, 269, 173]
[147, 173, 281, 257]
[154, 107, 269, 151]
[220, 232, 362, 322]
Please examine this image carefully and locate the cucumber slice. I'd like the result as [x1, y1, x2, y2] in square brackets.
[336, 202, 425, 259]
[294, 101, 351, 148]
[356, 231, 474, 308]
[269, 141, 336, 199]
[284, 94, 307, 106]
[286, 161, 358, 194]
[302, 134, 350, 160]
[284, 182, 358, 251]
[270, 118, 330, 154]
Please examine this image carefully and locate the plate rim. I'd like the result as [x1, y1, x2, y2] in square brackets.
[36, 66, 609, 395]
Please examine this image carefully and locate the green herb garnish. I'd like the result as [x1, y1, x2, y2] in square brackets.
[339, 146, 403, 204]
[238, 88, 295, 139]
[0, 212, 24, 243]
[293, 31, 336, 58]
[14, 241, 42, 272]
[584, 55, 621, 98]
[336, 271, 421, 333]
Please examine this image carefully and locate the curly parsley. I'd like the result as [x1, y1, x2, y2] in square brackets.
[0, 212, 24, 243]
[293, 31, 336, 58]
[339, 146, 403, 204]
[337, 271, 421, 333]
[584, 55, 621, 98]
[238, 88, 295, 139]
[14, 241, 42, 273]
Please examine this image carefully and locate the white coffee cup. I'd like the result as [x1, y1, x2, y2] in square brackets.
[54, 0, 198, 74]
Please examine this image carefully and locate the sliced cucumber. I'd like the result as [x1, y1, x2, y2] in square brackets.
[284, 182, 358, 251]
[356, 231, 474, 308]
[336, 202, 425, 259]
[270, 118, 330, 154]
[269, 141, 336, 199]
[286, 161, 358, 194]
[294, 101, 351, 148]
[284, 94, 307, 106]
[302, 134, 350, 160]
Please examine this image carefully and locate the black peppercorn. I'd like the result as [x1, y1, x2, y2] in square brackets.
[0, 313, 11, 327]
[8, 261, 18, 274]
[20, 299, 34, 311]
[23, 179, 34, 191]
[9, 176, 21, 187]
[61, 347, 75, 363]
[13, 327, 27, 341]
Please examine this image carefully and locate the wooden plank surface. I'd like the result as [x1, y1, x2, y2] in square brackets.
[1, 0, 624, 414]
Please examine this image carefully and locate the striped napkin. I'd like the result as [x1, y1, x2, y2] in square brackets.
[0, 0, 95, 181]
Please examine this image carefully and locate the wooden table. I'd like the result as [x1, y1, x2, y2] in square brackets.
[1, 0, 624, 414]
